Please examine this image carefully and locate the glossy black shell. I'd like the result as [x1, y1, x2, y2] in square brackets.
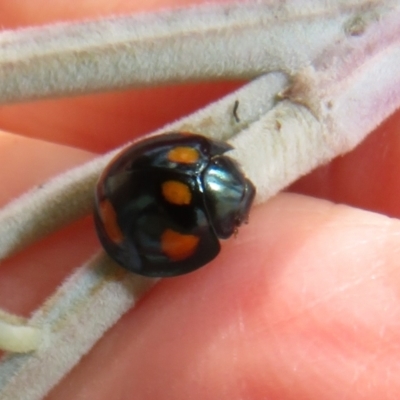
[94, 132, 255, 277]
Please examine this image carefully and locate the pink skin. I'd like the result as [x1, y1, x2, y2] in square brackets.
[0, 2, 400, 399]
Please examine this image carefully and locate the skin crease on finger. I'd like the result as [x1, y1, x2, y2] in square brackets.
[0, 0, 400, 399]
[43, 194, 400, 400]
[0, 125, 399, 400]
[0, 119, 399, 399]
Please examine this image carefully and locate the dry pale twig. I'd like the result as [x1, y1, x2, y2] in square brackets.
[0, 1, 400, 399]
[0, 0, 388, 103]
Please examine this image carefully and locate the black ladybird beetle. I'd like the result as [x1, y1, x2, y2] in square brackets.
[94, 132, 256, 277]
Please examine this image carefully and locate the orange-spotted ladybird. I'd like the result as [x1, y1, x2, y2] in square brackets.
[94, 132, 255, 277]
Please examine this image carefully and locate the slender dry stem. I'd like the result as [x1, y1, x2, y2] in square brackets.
[0, 1, 399, 399]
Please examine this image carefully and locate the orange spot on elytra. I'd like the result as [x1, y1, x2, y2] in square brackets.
[161, 229, 200, 261]
[162, 180, 192, 205]
[168, 146, 199, 164]
[99, 199, 124, 243]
